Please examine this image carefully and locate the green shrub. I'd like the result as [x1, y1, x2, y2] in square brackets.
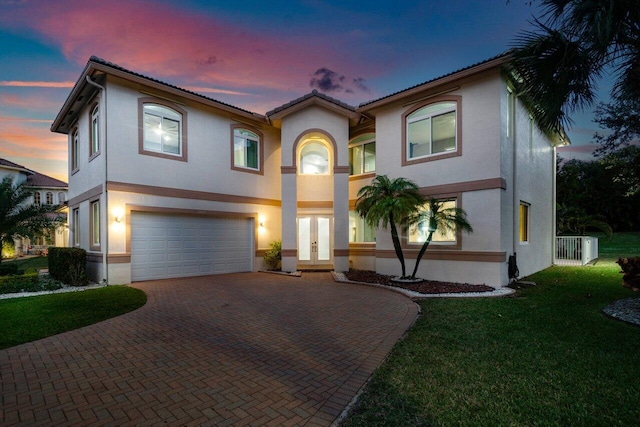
[0, 263, 21, 276]
[0, 273, 40, 293]
[263, 240, 282, 271]
[48, 247, 89, 286]
[617, 257, 640, 292]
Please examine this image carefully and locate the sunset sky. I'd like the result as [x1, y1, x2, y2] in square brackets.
[0, 0, 610, 182]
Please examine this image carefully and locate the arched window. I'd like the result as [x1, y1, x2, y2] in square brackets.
[300, 141, 329, 175]
[232, 127, 261, 172]
[46, 192, 53, 205]
[143, 104, 181, 155]
[58, 192, 65, 203]
[33, 192, 41, 205]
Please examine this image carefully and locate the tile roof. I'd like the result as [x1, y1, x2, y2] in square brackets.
[88, 56, 259, 117]
[266, 89, 356, 117]
[0, 158, 32, 173]
[0, 158, 67, 188]
[359, 51, 511, 108]
[25, 172, 68, 188]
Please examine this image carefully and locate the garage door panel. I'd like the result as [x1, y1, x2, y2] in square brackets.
[131, 213, 252, 281]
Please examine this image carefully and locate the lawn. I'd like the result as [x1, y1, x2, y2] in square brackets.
[342, 233, 640, 426]
[0, 286, 146, 350]
[2, 255, 50, 273]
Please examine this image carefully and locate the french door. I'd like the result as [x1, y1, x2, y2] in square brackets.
[298, 215, 332, 265]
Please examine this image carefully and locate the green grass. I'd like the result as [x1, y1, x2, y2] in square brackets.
[594, 231, 640, 260]
[343, 233, 640, 426]
[2, 255, 49, 273]
[0, 286, 146, 350]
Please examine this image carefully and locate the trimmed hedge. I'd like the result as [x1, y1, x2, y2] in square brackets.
[0, 273, 40, 293]
[0, 263, 21, 276]
[48, 247, 89, 286]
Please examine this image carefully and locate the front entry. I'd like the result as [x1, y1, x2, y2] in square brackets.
[298, 215, 333, 267]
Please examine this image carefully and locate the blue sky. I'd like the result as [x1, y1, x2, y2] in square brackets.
[0, 0, 607, 181]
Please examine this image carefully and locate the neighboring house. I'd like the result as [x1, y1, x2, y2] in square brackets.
[0, 158, 69, 255]
[52, 53, 566, 286]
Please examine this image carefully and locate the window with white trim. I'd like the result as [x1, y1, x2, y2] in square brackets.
[233, 128, 260, 170]
[90, 104, 100, 157]
[349, 134, 375, 175]
[71, 128, 79, 171]
[46, 192, 53, 205]
[72, 208, 80, 246]
[519, 202, 530, 243]
[408, 199, 457, 244]
[349, 210, 376, 243]
[406, 102, 457, 160]
[33, 192, 41, 206]
[143, 104, 182, 156]
[91, 200, 100, 248]
[58, 192, 65, 203]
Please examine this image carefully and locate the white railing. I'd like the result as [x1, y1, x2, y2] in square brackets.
[554, 236, 599, 266]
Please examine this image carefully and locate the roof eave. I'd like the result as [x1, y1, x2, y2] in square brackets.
[358, 55, 511, 114]
[52, 58, 268, 134]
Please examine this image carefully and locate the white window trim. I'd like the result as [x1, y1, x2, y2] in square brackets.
[349, 135, 376, 176]
[73, 208, 80, 247]
[519, 202, 530, 244]
[90, 103, 100, 158]
[138, 97, 188, 162]
[90, 200, 101, 250]
[231, 126, 263, 174]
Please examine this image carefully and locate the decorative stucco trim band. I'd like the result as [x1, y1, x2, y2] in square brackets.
[281, 249, 298, 257]
[376, 250, 506, 262]
[107, 181, 281, 207]
[108, 254, 131, 263]
[68, 184, 103, 207]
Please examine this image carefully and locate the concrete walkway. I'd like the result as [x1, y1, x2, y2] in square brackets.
[1, 272, 419, 426]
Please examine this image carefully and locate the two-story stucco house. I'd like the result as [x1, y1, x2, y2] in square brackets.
[0, 158, 69, 255]
[52, 53, 565, 286]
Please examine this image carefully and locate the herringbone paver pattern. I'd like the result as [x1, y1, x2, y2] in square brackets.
[1, 272, 418, 426]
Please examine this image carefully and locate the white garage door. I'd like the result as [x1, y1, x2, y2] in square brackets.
[131, 213, 253, 281]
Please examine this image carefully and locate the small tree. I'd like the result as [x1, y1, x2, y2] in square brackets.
[408, 198, 473, 279]
[355, 175, 423, 278]
[0, 177, 64, 264]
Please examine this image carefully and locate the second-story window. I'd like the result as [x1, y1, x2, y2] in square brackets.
[233, 128, 260, 170]
[72, 128, 79, 172]
[349, 134, 375, 175]
[143, 104, 181, 155]
[90, 104, 100, 157]
[406, 101, 457, 160]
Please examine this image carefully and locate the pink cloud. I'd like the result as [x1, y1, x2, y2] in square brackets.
[1, 0, 374, 100]
[0, 93, 65, 112]
[0, 116, 68, 181]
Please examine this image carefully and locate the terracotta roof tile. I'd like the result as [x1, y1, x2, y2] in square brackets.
[266, 89, 356, 117]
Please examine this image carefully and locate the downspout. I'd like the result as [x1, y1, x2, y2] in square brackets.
[85, 75, 108, 284]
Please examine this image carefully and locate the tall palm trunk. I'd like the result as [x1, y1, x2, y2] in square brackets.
[388, 212, 406, 277]
[410, 231, 433, 279]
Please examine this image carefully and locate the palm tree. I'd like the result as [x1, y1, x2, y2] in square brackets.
[355, 175, 423, 278]
[510, 0, 640, 136]
[0, 177, 64, 264]
[408, 198, 473, 279]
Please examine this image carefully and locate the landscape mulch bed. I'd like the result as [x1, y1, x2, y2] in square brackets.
[344, 269, 495, 294]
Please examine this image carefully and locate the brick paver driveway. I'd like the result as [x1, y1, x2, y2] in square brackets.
[1, 272, 419, 426]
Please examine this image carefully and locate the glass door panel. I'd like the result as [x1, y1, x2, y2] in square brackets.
[317, 217, 331, 261]
[298, 217, 311, 261]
